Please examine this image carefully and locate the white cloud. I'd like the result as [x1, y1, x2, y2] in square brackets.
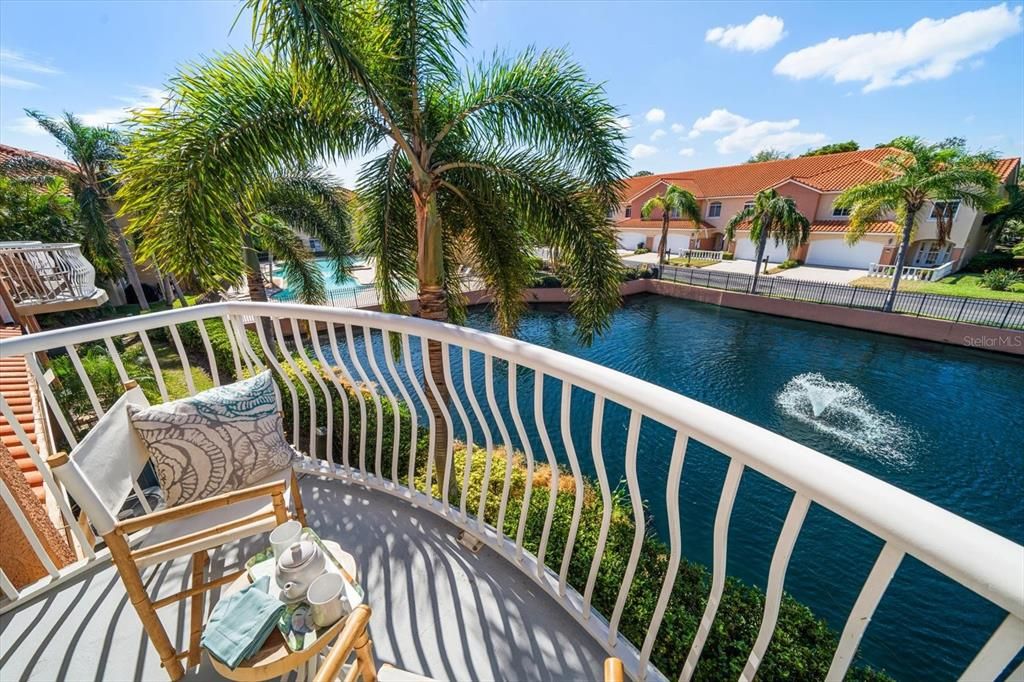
[774, 3, 1023, 92]
[645, 108, 666, 123]
[678, 147, 696, 157]
[688, 108, 750, 138]
[631, 143, 659, 159]
[0, 48, 61, 75]
[0, 74, 39, 89]
[615, 116, 633, 130]
[706, 15, 786, 52]
[670, 123, 685, 134]
[714, 118, 826, 155]
[77, 86, 168, 127]
[650, 128, 666, 141]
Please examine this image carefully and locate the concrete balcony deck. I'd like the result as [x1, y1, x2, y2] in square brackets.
[0, 475, 605, 681]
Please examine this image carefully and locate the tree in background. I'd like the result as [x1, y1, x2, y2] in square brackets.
[835, 137, 1003, 312]
[118, 0, 627, 484]
[0, 176, 80, 244]
[801, 141, 859, 157]
[3, 111, 149, 308]
[725, 188, 810, 295]
[983, 183, 1023, 249]
[746, 149, 791, 163]
[640, 184, 701, 267]
[632, 170, 653, 177]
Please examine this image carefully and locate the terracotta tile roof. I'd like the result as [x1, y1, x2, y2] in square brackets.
[0, 143, 76, 178]
[0, 325, 45, 502]
[620, 148, 1021, 201]
[615, 218, 716, 230]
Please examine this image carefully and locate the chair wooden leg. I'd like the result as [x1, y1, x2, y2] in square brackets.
[291, 471, 308, 527]
[271, 489, 289, 525]
[353, 630, 377, 682]
[105, 530, 185, 681]
[187, 550, 208, 668]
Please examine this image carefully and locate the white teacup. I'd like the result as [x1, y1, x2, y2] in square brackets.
[270, 520, 303, 558]
[307, 572, 347, 628]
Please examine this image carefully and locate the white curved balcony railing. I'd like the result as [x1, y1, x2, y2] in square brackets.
[0, 241, 105, 311]
[0, 302, 1021, 681]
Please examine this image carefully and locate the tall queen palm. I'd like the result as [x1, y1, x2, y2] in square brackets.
[725, 188, 810, 295]
[118, 0, 627, 483]
[640, 184, 701, 267]
[835, 137, 1003, 312]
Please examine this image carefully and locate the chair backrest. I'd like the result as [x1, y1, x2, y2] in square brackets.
[51, 386, 152, 535]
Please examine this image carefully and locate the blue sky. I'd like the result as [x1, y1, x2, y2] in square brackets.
[2, 0, 1022, 186]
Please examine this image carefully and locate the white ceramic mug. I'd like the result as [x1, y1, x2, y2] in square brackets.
[269, 520, 303, 558]
[307, 572, 347, 628]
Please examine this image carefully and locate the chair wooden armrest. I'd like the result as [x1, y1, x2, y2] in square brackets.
[604, 657, 625, 682]
[313, 605, 376, 682]
[118, 479, 289, 534]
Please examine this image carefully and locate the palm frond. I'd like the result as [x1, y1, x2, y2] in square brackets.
[250, 213, 326, 305]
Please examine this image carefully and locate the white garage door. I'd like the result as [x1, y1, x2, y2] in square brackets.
[661, 234, 689, 254]
[734, 237, 789, 262]
[617, 231, 645, 250]
[806, 239, 882, 268]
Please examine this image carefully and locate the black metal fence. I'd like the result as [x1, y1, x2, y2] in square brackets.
[660, 265, 1024, 330]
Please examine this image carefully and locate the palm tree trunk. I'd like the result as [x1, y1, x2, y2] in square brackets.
[750, 227, 769, 294]
[658, 214, 669, 268]
[415, 189, 452, 495]
[884, 212, 916, 313]
[105, 209, 149, 310]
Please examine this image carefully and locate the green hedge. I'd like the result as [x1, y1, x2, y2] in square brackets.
[420, 446, 889, 681]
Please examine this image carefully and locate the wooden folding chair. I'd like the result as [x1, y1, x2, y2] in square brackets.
[48, 382, 307, 680]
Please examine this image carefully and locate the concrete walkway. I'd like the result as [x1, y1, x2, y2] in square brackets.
[772, 265, 867, 284]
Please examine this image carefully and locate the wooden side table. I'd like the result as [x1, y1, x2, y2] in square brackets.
[208, 541, 359, 681]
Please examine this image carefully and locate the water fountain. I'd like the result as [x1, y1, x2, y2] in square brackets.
[776, 373, 912, 465]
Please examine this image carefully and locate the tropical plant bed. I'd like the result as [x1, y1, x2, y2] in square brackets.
[849, 273, 1024, 302]
[667, 258, 718, 268]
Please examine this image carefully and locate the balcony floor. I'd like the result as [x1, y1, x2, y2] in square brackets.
[0, 475, 606, 681]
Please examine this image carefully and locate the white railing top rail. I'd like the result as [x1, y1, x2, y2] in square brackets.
[2, 301, 1021, 622]
[0, 242, 85, 252]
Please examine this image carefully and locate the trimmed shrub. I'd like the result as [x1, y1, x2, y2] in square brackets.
[634, 246, 651, 255]
[979, 268, 1023, 291]
[964, 251, 1015, 273]
[721, 251, 735, 260]
[419, 445, 890, 681]
[778, 258, 800, 269]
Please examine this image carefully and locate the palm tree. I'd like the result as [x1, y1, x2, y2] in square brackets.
[3, 111, 150, 308]
[984, 183, 1023, 247]
[725, 188, 810, 295]
[640, 184, 701, 268]
[241, 167, 354, 306]
[117, 0, 627, 483]
[835, 137, 1003, 312]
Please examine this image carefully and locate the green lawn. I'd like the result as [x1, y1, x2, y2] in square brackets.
[667, 257, 718, 268]
[849, 273, 1024, 302]
[121, 336, 215, 400]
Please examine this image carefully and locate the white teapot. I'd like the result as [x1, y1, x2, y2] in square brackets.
[275, 540, 327, 601]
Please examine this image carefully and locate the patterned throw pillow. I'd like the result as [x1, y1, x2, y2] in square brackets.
[126, 370, 296, 507]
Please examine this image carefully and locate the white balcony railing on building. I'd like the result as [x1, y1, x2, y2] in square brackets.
[0, 302, 1021, 681]
[867, 261, 954, 282]
[0, 242, 104, 311]
[673, 249, 723, 261]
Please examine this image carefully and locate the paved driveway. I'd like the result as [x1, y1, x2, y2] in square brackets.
[772, 265, 868, 284]
[704, 259, 763, 275]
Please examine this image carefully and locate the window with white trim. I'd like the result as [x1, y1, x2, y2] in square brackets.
[832, 205, 851, 217]
[707, 201, 722, 218]
[309, 238, 322, 251]
[625, 204, 632, 218]
[929, 200, 960, 221]
[743, 201, 754, 212]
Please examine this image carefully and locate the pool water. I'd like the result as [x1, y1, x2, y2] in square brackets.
[459, 295, 1023, 680]
[273, 257, 367, 300]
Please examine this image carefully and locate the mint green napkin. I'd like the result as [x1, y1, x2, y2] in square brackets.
[201, 575, 285, 669]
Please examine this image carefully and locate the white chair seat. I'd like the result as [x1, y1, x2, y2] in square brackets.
[135, 467, 294, 569]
